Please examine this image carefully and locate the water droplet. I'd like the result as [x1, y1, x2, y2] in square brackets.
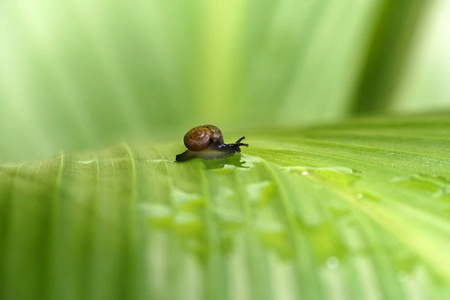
[202, 153, 250, 170]
[174, 212, 203, 236]
[326, 256, 340, 269]
[391, 174, 450, 198]
[281, 166, 361, 187]
[247, 181, 274, 204]
[174, 212, 198, 224]
[257, 221, 285, 233]
[257, 222, 292, 258]
[171, 188, 204, 209]
[329, 203, 351, 218]
[139, 203, 173, 227]
[140, 203, 172, 217]
[146, 159, 171, 163]
[304, 223, 346, 263]
[238, 154, 265, 169]
[355, 192, 381, 202]
[78, 160, 95, 165]
[214, 208, 243, 225]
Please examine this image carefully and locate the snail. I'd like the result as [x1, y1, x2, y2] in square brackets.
[176, 125, 249, 162]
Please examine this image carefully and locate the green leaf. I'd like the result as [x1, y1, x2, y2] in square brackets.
[1, 114, 450, 300]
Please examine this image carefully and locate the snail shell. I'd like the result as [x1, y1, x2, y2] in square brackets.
[183, 125, 224, 151]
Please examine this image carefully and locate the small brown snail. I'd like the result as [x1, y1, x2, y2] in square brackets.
[176, 125, 248, 161]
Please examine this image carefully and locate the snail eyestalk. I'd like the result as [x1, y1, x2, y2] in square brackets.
[234, 136, 249, 147]
[176, 125, 249, 162]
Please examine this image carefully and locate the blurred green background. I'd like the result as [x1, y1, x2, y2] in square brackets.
[1, 2, 450, 300]
[0, 0, 449, 162]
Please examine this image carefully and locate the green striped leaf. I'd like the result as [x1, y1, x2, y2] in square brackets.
[1, 114, 449, 300]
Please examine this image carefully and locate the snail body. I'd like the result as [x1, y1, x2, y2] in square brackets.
[176, 125, 248, 161]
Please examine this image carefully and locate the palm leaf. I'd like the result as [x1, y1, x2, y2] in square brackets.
[1, 114, 449, 300]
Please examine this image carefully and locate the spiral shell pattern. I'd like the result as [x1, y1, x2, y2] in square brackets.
[184, 126, 214, 151]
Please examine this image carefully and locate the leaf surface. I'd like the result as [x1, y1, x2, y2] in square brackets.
[1, 114, 450, 300]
